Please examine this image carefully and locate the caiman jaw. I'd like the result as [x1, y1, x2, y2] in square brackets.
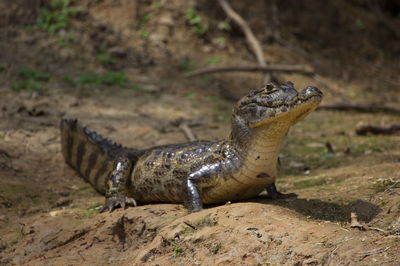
[235, 82, 323, 128]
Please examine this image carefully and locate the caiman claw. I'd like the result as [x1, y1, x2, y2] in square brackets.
[100, 195, 137, 213]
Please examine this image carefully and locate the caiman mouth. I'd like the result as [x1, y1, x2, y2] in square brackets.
[236, 82, 323, 127]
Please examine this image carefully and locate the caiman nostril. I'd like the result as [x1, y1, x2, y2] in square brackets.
[302, 86, 323, 97]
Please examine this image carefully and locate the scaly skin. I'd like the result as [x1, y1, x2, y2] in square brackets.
[60, 82, 323, 212]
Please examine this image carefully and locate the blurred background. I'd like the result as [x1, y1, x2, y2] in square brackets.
[0, 1, 399, 265]
[1, 0, 399, 103]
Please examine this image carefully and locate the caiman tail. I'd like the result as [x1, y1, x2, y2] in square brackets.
[60, 119, 141, 194]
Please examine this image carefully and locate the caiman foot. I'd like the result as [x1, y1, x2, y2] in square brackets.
[188, 205, 203, 214]
[100, 195, 137, 213]
[266, 183, 298, 199]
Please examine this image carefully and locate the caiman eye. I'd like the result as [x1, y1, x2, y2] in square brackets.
[264, 84, 279, 94]
[266, 84, 274, 91]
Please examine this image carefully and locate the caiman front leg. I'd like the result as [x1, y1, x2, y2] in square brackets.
[182, 163, 222, 213]
[100, 156, 137, 212]
[183, 178, 203, 213]
[265, 157, 297, 199]
[266, 182, 297, 199]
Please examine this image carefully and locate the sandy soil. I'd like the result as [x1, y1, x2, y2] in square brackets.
[1, 85, 399, 265]
[0, 0, 399, 265]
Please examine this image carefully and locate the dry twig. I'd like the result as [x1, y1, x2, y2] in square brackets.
[185, 64, 313, 77]
[356, 124, 400, 136]
[179, 124, 196, 142]
[218, 0, 271, 83]
[367, 227, 386, 233]
[318, 104, 400, 115]
[357, 247, 389, 258]
[183, 221, 197, 230]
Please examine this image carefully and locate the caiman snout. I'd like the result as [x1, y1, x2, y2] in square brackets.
[300, 86, 323, 98]
[235, 82, 323, 127]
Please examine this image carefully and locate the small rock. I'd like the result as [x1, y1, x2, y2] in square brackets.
[108, 46, 127, 58]
[303, 258, 319, 265]
[55, 199, 72, 207]
[289, 161, 305, 168]
[306, 142, 324, 148]
[0, 215, 7, 222]
[159, 13, 174, 26]
[21, 226, 35, 235]
[202, 45, 212, 53]
[59, 48, 75, 60]
[58, 191, 70, 197]
[31, 92, 39, 99]
[49, 210, 63, 217]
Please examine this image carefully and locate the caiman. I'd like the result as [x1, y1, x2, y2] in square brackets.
[60, 82, 322, 213]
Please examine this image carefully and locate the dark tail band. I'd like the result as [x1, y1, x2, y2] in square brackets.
[60, 119, 142, 194]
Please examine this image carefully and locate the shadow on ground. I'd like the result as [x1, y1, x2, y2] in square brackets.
[250, 196, 381, 223]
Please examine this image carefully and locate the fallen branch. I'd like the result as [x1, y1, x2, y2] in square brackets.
[185, 64, 314, 77]
[218, 0, 265, 67]
[356, 124, 400, 136]
[183, 221, 197, 230]
[317, 104, 400, 115]
[179, 124, 196, 142]
[357, 247, 389, 258]
[366, 226, 386, 233]
[218, 0, 270, 82]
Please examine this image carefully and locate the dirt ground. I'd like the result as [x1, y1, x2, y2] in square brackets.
[0, 1, 400, 265]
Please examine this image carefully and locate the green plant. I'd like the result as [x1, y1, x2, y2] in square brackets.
[131, 84, 147, 91]
[217, 21, 231, 31]
[151, 1, 163, 9]
[11, 80, 42, 92]
[63, 72, 153, 91]
[64, 71, 127, 87]
[11, 66, 50, 92]
[186, 8, 208, 35]
[62, 75, 75, 86]
[139, 13, 153, 27]
[205, 56, 221, 64]
[355, 18, 364, 29]
[36, 0, 78, 33]
[139, 30, 149, 39]
[177, 57, 196, 71]
[372, 179, 400, 192]
[16, 66, 49, 81]
[99, 72, 126, 86]
[169, 240, 184, 257]
[215, 37, 226, 46]
[208, 95, 223, 104]
[97, 49, 117, 65]
[57, 33, 76, 46]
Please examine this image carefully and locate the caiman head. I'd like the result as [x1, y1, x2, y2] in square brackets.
[230, 82, 323, 144]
